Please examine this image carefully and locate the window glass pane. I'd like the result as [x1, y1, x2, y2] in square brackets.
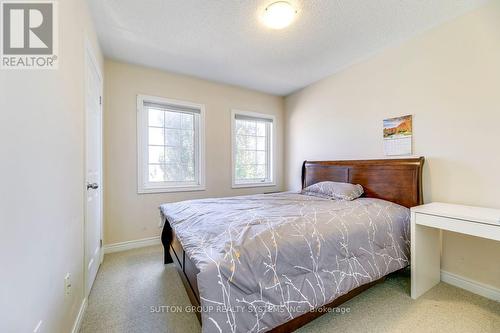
[256, 151, 266, 165]
[148, 108, 164, 127]
[235, 120, 246, 135]
[165, 111, 181, 128]
[180, 113, 194, 130]
[180, 130, 194, 149]
[148, 127, 164, 145]
[246, 165, 256, 179]
[149, 164, 165, 182]
[183, 163, 195, 181]
[236, 150, 256, 165]
[164, 164, 182, 182]
[236, 119, 257, 135]
[165, 147, 181, 164]
[256, 137, 266, 150]
[236, 134, 246, 150]
[245, 121, 257, 135]
[236, 164, 257, 180]
[180, 148, 194, 164]
[149, 146, 165, 164]
[255, 165, 266, 179]
[246, 136, 257, 150]
[235, 166, 245, 180]
[256, 122, 266, 136]
[165, 129, 180, 146]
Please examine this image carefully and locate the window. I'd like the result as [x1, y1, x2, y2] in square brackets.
[231, 110, 275, 188]
[137, 95, 205, 193]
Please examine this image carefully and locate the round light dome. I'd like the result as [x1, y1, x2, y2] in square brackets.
[262, 1, 297, 30]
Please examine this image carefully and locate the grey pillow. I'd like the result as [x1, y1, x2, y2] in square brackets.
[301, 181, 364, 201]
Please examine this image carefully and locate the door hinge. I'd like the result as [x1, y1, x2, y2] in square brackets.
[100, 239, 102, 248]
[99, 96, 102, 105]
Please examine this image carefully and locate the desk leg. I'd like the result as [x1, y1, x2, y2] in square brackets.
[411, 212, 441, 299]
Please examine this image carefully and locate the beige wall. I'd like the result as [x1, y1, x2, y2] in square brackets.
[103, 61, 284, 244]
[0, 0, 103, 332]
[285, 2, 500, 289]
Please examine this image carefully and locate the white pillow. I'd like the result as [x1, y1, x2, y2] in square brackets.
[301, 181, 364, 201]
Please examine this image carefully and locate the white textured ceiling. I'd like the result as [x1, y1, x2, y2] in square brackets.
[88, 0, 488, 96]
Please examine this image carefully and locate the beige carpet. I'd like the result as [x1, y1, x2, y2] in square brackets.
[80, 245, 500, 333]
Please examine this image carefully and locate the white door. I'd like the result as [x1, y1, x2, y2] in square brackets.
[85, 44, 103, 297]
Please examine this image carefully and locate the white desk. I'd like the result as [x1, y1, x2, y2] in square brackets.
[410, 202, 500, 299]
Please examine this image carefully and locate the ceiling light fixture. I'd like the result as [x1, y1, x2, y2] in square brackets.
[262, 1, 297, 30]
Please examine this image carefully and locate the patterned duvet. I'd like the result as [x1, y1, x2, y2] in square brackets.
[160, 192, 410, 333]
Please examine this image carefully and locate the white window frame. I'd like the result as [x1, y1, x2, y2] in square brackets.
[137, 94, 205, 194]
[231, 109, 276, 188]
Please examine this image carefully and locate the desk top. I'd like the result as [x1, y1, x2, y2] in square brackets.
[411, 202, 500, 226]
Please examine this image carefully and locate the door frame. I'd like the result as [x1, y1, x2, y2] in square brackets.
[84, 38, 104, 298]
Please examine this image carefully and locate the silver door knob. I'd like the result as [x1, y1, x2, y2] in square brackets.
[87, 183, 99, 190]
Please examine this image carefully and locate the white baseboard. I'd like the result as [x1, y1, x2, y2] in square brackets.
[103, 236, 161, 254]
[71, 297, 87, 333]
[441, 270, 500, 302]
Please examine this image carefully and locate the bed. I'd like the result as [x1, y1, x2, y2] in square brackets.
[160, 157, 424, 332]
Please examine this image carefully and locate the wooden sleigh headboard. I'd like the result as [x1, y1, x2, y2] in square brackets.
[302, 157, 425, 208]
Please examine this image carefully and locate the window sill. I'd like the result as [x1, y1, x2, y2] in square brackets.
[232, 182, 276, 189]
[137, 185, 206, 194]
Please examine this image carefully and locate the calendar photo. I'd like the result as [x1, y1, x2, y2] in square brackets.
[383, 115, 413, 155]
